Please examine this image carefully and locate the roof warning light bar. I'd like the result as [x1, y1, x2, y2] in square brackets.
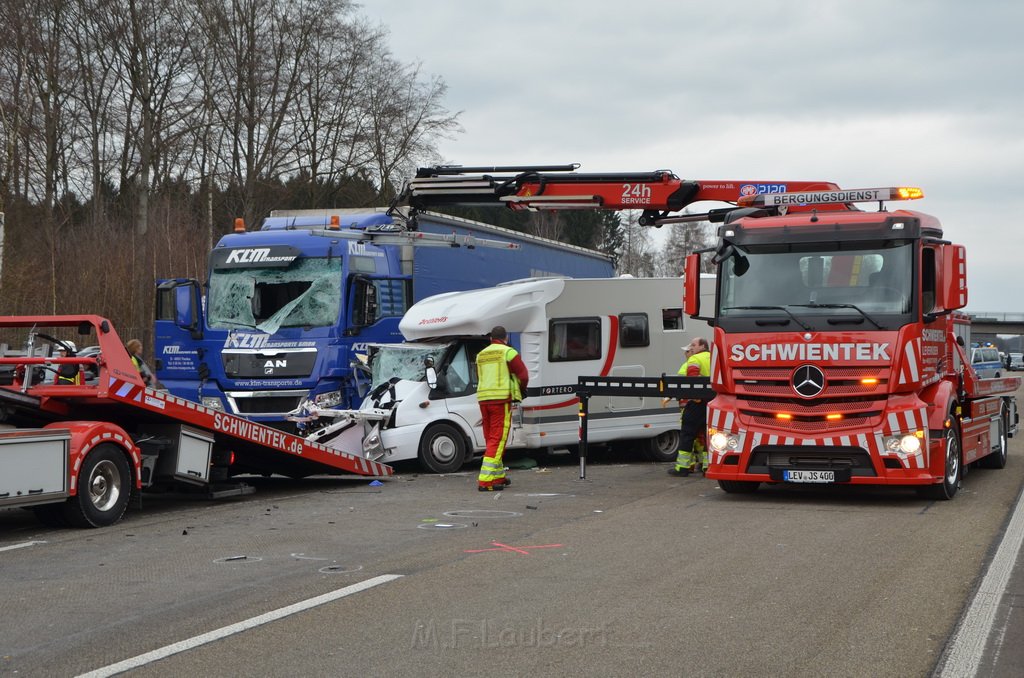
[738, 186, 924, 208]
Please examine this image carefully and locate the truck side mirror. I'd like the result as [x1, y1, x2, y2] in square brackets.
[156, 279, 202, 337]
[939, 245, 968, 311]
[684, 253, 701, 317]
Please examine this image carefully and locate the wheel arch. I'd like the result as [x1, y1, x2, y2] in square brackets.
[426, 414, 483, 454]
[42, 421, 142, 494]
[423, 417, 477, 453]
[921, 380, 959, 432]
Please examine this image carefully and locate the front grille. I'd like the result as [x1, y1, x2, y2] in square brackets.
[732, 366, 889, 399]
[748, 445, 877, 477]
[231, 395, 305, 414]
[740, 396, 882, 415]
[746, 414, 874, 433]
[737, 393, 882, 432]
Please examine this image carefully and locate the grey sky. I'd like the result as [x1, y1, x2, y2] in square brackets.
[360, 0, 1024, 312]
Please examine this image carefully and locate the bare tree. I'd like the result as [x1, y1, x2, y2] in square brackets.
[104, 0, 200, 235]
[291, 16, 381, 205]
[0, 0, 470, 339]
[0, 2, 32, 203]
[66, 0, 125, 223]
[6, 0, 79, 212]
[618, 210, 657, 277]
[524, 210, 564, 242]
[364, 55, 460, 198]
[196, 0, 346, 226]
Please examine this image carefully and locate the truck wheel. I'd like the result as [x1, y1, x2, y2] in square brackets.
[718, 480, 760, 494]
[919, 428, 961, 500]
[64, 444, 132, 528]
[418, 423, 467, 474]
[979, 403, 1009, 469]
[642, 430, 679, 463]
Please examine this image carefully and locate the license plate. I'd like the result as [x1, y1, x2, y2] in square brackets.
[783, 470, 835, 483]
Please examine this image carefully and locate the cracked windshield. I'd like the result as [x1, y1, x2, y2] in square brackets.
[207, 258, 343, 333]
[371, 344, 449, 389]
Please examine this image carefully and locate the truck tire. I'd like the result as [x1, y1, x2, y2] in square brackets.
[64, 444, 132, 528]
[718, 480, 760, 494]
[642, 430, 679, 463]
[418, 423, 467, 474]
[979, 403, 1009, 470]
[919, 427, 961, 500]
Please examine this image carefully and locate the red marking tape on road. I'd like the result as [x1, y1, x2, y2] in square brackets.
[464, 541, 563, 555]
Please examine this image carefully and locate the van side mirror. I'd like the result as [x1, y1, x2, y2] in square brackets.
[424, 357, 437, 389]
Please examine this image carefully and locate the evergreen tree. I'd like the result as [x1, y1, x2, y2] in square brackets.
[658, 219, 713, 276]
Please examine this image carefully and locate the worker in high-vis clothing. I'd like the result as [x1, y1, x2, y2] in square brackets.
[476, 325, 529, 491]
[668, 336, 712, 477]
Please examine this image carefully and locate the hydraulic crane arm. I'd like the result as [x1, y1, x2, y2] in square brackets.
[397, 164, 842, 226]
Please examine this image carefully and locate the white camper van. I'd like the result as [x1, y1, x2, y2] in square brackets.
[299, 276, 713, 472]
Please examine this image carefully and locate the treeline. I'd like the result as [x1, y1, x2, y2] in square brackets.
[0, 0, 466, 342]
[0, 0, 699, 350]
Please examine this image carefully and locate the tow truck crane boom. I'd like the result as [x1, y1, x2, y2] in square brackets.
[398, 164, 842, 226]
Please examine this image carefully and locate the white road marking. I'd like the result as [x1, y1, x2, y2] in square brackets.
[75, 574, 403, 678]
[0, 541, 47, 552]
[938, 487, 1024, 677]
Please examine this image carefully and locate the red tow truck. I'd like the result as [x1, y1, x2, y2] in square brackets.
[680, 187, 1019, 498]
[0, 315, 391, 528]
[401, 165, 1018, 498]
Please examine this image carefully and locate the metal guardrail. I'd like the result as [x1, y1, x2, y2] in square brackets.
[968, 312, 1024, 322]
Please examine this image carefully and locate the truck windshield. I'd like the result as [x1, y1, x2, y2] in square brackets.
[207, 257, 343, 333]
[370, 343, 450, 388]
[719, 240, 913, 320]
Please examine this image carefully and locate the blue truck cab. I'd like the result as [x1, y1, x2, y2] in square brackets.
[154, 209, 613, 429]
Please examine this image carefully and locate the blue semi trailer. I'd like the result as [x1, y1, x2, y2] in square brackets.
[153, 208, 613, 429]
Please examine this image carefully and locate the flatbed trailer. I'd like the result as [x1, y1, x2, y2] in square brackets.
[0, 315, 391, 528]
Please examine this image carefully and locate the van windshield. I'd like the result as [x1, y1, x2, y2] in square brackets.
[207, 257, 343, 333]
[370, 343, 450, 388]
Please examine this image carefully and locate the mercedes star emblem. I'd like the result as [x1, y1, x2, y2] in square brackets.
[792, 364, 825, 398]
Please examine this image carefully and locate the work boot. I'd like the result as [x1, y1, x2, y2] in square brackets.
[667, 466, 694, 477]
[478, 483, 505, 492]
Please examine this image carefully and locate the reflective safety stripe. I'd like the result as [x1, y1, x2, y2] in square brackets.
[480, 459, 504, 474]
[478, 402, 512, 484]
[675, 438, 707, 471]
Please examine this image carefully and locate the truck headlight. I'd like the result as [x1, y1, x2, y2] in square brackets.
[314, 390, 343, 409]
[883, 433, 923, 456]
[709, 430, 739, 453]
[202, 396, 224, 411]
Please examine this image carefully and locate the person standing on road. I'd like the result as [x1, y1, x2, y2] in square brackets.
[476, 325, 529, 491]
[126, 338, 158, 388]
[668, 336, 712, 477]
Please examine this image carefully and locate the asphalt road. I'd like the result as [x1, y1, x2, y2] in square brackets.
[3, 421, 1024, 678]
